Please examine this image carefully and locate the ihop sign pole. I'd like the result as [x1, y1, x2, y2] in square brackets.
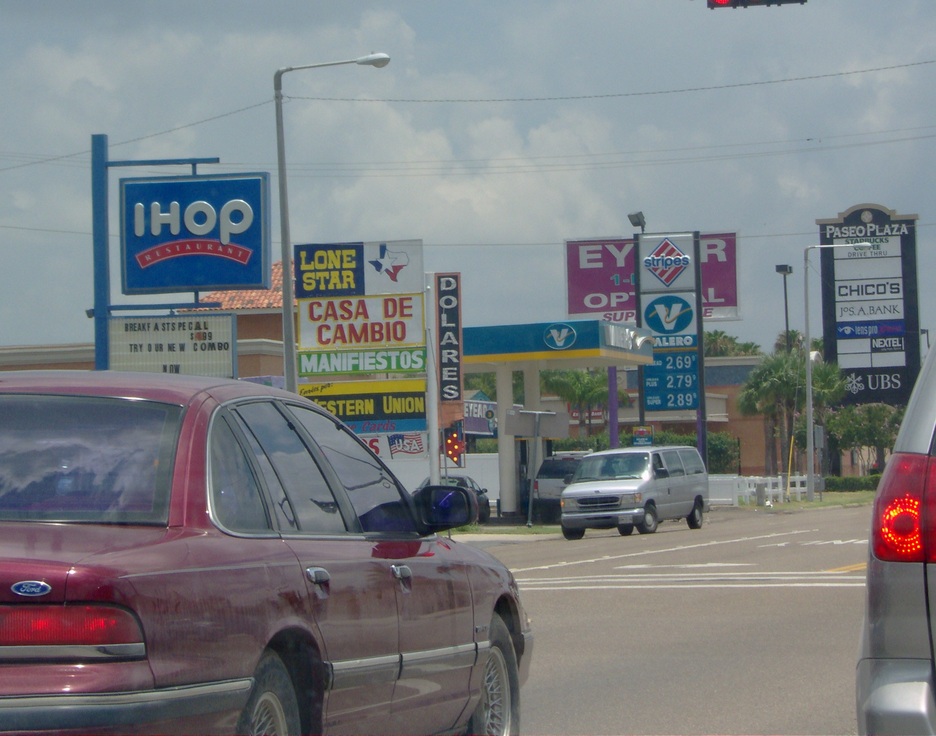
[91, 134, 270, 370]
[92, 134, 220, 369]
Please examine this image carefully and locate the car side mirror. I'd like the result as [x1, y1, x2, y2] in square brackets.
[655, 467, 669, 479]
[563, 473, 574, 484]
[412, 485, 478, 534]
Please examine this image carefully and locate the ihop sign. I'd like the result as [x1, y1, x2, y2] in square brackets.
[120, 173, 270, 294]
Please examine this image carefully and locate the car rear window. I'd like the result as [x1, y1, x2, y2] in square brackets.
[537, 458, 582, 479]
[0, 395, 180, 524]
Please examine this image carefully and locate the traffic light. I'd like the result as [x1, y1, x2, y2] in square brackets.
[708, 0, 806, 7]
[444, 425, 465, 467]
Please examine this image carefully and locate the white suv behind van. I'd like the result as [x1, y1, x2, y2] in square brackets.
[559, 446, 709, 541]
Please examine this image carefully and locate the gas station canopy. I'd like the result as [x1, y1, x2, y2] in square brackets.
[463, 319, 655, 373]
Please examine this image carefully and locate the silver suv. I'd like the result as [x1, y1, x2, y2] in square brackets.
[857, 345, 936, 734]
[533, 452, 590, 522]
[560, 446, 708, 541]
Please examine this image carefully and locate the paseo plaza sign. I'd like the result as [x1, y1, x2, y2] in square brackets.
[817, 203, 921, 406]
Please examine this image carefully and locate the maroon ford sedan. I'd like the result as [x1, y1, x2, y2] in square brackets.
[0, 371, 532, 735]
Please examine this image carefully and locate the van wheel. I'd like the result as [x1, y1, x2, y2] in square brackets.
[562, 525, 585, 540]
[617, 523, 634, 536]
[636, 504, 658, 534]
[687, 499, 704, 530]
[237, 651, 301, 736]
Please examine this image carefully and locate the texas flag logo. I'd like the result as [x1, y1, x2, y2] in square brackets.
[368, 243, 410, 282]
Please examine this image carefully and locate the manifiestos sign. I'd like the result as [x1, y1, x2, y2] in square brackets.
[298, 293, 425, 350]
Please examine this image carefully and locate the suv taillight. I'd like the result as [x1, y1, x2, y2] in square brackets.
[0, 605, 144, 647]
[871, 452, 936, 562]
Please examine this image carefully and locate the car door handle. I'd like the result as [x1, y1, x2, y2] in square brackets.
[391, 564, 412, 581]
[306, 567, 331, 586]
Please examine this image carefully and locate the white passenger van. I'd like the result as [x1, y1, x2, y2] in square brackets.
[559, 446, 709, 540]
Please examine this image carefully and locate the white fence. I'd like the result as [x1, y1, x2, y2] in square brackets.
[709, 474, 810, 507]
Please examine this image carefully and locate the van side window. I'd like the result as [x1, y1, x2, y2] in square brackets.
[661, 450, 686, 477]
[678, 449, 706, 475]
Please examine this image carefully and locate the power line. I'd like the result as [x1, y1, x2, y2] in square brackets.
[2, 59, 932, 174]
[291, 60, 936, 104]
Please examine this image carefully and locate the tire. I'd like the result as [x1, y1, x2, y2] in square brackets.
[478, 497, 491, 524]
[561, 525, 585, 540]
[687, 499, 704, 530]
[617, 523, 634, 536]
[636, 504, 658, 534]
[237, 651, 301, 736]
[468, 616, 520, 736]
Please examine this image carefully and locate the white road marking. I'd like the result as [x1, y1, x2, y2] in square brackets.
[512, 530, 819, 574]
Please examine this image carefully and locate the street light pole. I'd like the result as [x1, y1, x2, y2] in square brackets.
[775, 264, 792, 352]
[804, 242, 871, 501]
[274, 53, 390, 393]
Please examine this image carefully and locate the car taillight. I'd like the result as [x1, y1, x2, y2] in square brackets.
[0, 605, 144, 647]
[871, 452, 936, 562]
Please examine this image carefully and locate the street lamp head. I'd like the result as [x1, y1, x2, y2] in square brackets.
[356, 53, 391, 68]
[628, 211, 646, 230]
[775, 264, 792, 275]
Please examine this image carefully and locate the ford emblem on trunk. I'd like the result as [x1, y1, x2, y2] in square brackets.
[11, 581, 52, 597]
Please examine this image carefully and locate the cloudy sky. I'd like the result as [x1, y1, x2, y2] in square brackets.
[2, 0, 934, 352]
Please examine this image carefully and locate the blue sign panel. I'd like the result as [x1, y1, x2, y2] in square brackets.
[120, 173, 270, 294]
[643, 350, 699, 411]
[642, 293, 700, 412]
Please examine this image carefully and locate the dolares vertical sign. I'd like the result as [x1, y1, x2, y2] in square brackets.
[121, 173, 270, 293]
[436, 273, 464, 427]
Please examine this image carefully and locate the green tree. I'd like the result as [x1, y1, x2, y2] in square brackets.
[825, 403, 903, 473]
[704, 330, 762, 357]
[541, 369, 616, 436]
[464, 371, 524, 404]
[773, 329, 804, 354]
[738, 351, 803, 475]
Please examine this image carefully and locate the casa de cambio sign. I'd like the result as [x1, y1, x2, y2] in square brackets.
[295, 241, 427, 379]
[120, 173, 270, 294]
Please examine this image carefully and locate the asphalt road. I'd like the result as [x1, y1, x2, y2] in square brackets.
[457, 504, 871, 735]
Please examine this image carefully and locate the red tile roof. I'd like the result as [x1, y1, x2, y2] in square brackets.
[199, 261, 287, 310]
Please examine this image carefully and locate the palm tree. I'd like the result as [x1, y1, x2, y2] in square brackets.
[773, 329, 804, 354]
[704, 330, 762, 357]
[541, 369, 611, 436]
[738, 350, 803, 474]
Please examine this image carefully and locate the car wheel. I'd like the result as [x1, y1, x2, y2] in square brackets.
[687, 499, 704, 529]
[561, 525, 585, 540]
[478, 498, 491, 524]
[636, 504, 658, 534]
[468, 616, 520, 736]
[237, 651, 301, 736]
[617, 523, 634, 536]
